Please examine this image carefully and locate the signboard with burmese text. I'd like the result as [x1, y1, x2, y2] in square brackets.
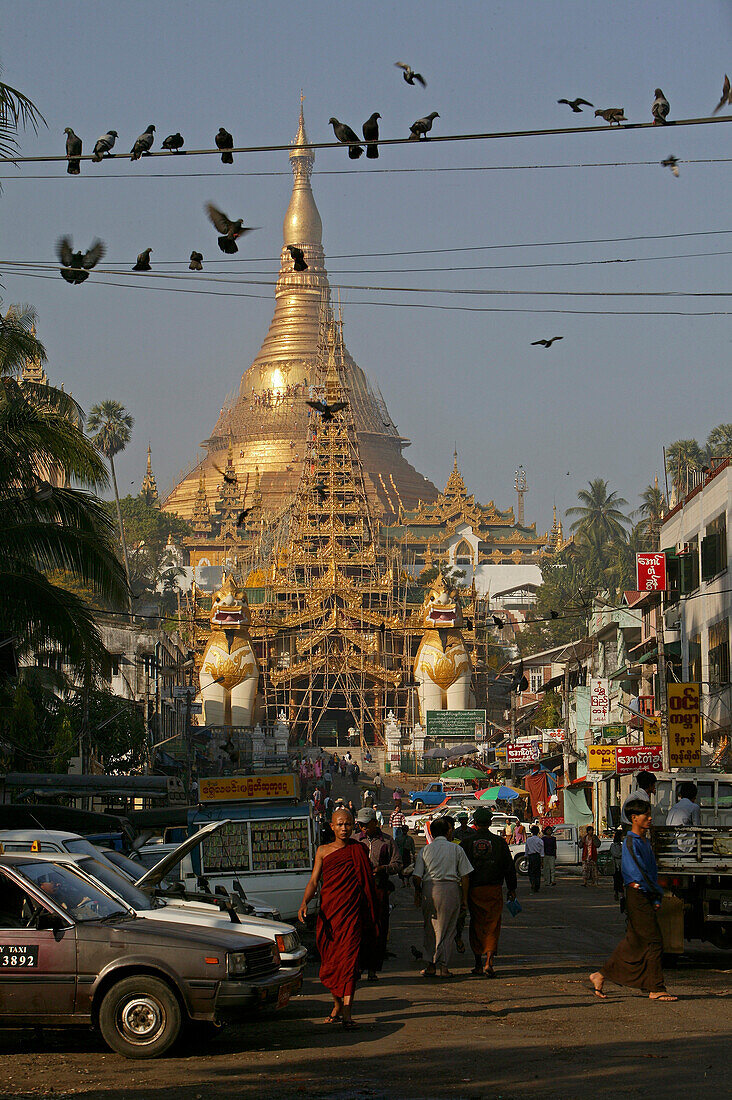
[636, 552, 667, 591]
[587, 744, 617, 772]
[667, 682, 702, 767]
[198, 774, 297, 803]
[589, 678, 610, 726]
[616, 746, 663, 773]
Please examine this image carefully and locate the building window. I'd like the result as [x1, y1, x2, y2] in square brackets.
[708, 619, 730, 689]
[529, 669, 543, 694]
[102, 654, 121, 681]
[455, 540, 472, 567]
[38, 652, 63, 672]
[140, 654, 156, 677]
[688, 633, 702, 684]
[680, 534, 699, 593]
[701, 512, 727, 582]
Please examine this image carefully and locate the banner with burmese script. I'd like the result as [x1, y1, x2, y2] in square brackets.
[199, 774, 297, 803]
[667, 683, 702, 768]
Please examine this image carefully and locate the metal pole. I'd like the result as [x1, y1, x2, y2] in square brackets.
[184, 688, 193, 802]
[656, 590, 670, 771]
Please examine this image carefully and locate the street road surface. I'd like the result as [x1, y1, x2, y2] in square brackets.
[0, 870, 729, 1099]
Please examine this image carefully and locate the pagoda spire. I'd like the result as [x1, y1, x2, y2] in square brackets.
[21, 323, 48, 385]
[191, 466, 212, 536]
[213, 436, 241, 540]
[140, 443, 159, 507]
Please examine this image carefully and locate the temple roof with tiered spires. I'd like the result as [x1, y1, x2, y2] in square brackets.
[163, 102, 437, 531]
[140, 444, 159, 506]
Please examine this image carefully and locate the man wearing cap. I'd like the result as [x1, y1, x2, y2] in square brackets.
[356, 807, 402, 980]
[453, 812, 473, 843]
[460, 805, 517, 978]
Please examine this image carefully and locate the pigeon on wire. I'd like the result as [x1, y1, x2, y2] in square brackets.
[531, 336, 563, 348]
[286, 244, 308, 271]
[215, 127, 234, 163]
[661, 154, 680, 177]
[409, 112, 439, 140]
[306, 399, 347, 423]
[64, 127, 82, 174]
[652, 89, 670, 125]
[206, 202, 256, 254]
[362, 112, 381, 158]
[329, 118, 363, 159]
[236, 507, 251, 528]
[92, 129, 117, 161]
[56, 237, 105, 285]
[189, 251, 203, 271]
[131, 124, 155, 160]
[594, 107, 626, 125]
[162, 132, 184, 153]
[492, 615, 504, 629]
[713, 74, 730, 113]
[133, 248, 152, 271]
[550, 610, 559, 619]
[395, 62, 426, 87]
[213, 462, 236, 485]
[557, 97, 593, 113]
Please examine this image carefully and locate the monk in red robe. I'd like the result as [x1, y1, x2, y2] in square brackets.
[299, 808, 378, 1029]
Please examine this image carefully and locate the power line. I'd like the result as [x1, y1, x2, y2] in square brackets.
[3, 113, 731, 166]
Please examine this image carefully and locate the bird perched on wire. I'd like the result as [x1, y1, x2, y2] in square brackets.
[236, 507, 251, 528]
[56, 237, 105, 285]
[395, 62, 426, 87]
[131, 124, 155, 160]
[492, 615, 505, 629]
[162, 132, 184, 153]
[189, 251, 203, 271]
[362, 112, 381, 159]
[286, 244, 307, 271]
[213, 462, 236, 485]
[557, 97, 593, 113]
[713, 74, 731, 113]
[329, 117, 363, 159]
[64, 127, 82, 174]
[550, 610, 559, 619]
[594, 107, 626, 125]
[215, 127, 234, 163]
[206, 202, 256, 254]
[306, 399, 347, 423]
[661, 154, 680, 177]
[133, 248, 152, 272]
[91, 129, 117, 161]
[531, 336, 563, 348]
[409, 112, 439, 140]
[652, 89, 670, 125]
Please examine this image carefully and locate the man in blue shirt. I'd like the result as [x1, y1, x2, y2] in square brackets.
[590, 799, 677, 1001]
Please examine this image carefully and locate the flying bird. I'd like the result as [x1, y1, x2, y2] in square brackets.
[329, 118, 363, 159]
[409, 112, 440, 140]
[215, 127, 234, 163]
[306, 399, 347, 423]
[286, 244, 307, 271]
[236, 508, 251, 527]
[213, 463, 236, 485]
[661, 154, 679, 177]
[56, 237, 105, 285]
[205, 202, 256, 254]
[91, 129, 117, 161]
[133, 248, 152, 271]
[362, 112, 381, 158]
[531, 336, 564, 348]
[713, 74, 731, 113]
[64, 127, 82, 174]
[189, 251, 203, 271]
[557, 97, 593, 113]
[131, 124, 155, 160]
[410, 945, 423, 960]
[594, 107, 626, 125]
[395, 63, 426, 87]
[652, 89, 670, 125]
[162, 132, 184, 153]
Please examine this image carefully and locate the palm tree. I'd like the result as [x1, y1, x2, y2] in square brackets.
[666, 439, 703, 497]
[706, 423, 732, 461]
[635, 482, 667, 549]
[87, 401, 134, 611]
[566, 478, 630, 549]
[0, 73, 45, 158]
[0, 305, 127, 671]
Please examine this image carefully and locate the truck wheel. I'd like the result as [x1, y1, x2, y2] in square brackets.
[98, 975, 182, 1059]
[706, 924, 732, 951]
[413, 800, 424, 812]
[514, 854, 528, 876]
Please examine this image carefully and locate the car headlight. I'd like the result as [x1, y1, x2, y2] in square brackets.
[276, 931, 300, 954]
[227, 951, 248, 977]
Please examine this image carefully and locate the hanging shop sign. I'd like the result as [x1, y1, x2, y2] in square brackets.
[616, 745, 663, 773]
[589, 678, 610, 725]
[587, 744, 617, 772]
[636, 552, 667, 591]
[667, 682, 702, 767]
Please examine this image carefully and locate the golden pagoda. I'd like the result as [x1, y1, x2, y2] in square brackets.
[163, 103, 437, 549]
[140, 444, 159, 506]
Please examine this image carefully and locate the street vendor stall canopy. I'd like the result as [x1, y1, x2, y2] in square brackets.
[479, 784, 527, 801]
[439, 766, 486, 781]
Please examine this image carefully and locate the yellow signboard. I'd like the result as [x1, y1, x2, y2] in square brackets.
[588, 744, 617, 772]
[643, 717, 662, 746]
[199, 774, 297, 803]
[667, 683, 702, 767]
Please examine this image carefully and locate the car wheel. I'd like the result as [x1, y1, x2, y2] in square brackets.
[514, 854, 528, 876]
[98, 975, 182, 1059]
[413, 800, 424, 812]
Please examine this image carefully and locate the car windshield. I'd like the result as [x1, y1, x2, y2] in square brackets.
[18, 861, 131, 922]
[64, 837, 108, 859]
[102, 849, 146, 880]
[76, 857, 153, 911]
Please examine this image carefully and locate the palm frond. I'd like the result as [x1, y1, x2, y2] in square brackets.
[0, 79, 46, 158]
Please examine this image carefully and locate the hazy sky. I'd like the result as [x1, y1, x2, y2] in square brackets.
[2, 0, 731, 536]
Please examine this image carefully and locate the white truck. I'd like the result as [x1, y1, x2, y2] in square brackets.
[512, 823, 612, 876]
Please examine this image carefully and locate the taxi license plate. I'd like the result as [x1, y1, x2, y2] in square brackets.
[0, 945, 38, 968]
[277, 975, 302, 1009]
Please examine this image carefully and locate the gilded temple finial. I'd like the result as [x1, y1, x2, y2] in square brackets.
[140, 442, 159, 506]
[284, 100, 322, 246]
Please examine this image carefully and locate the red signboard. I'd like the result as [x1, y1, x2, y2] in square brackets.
[636, 552, 667, 592]
[506, 741, 540, 763]
[541, 816, 565, 828]
[616, 745, 663, 773]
